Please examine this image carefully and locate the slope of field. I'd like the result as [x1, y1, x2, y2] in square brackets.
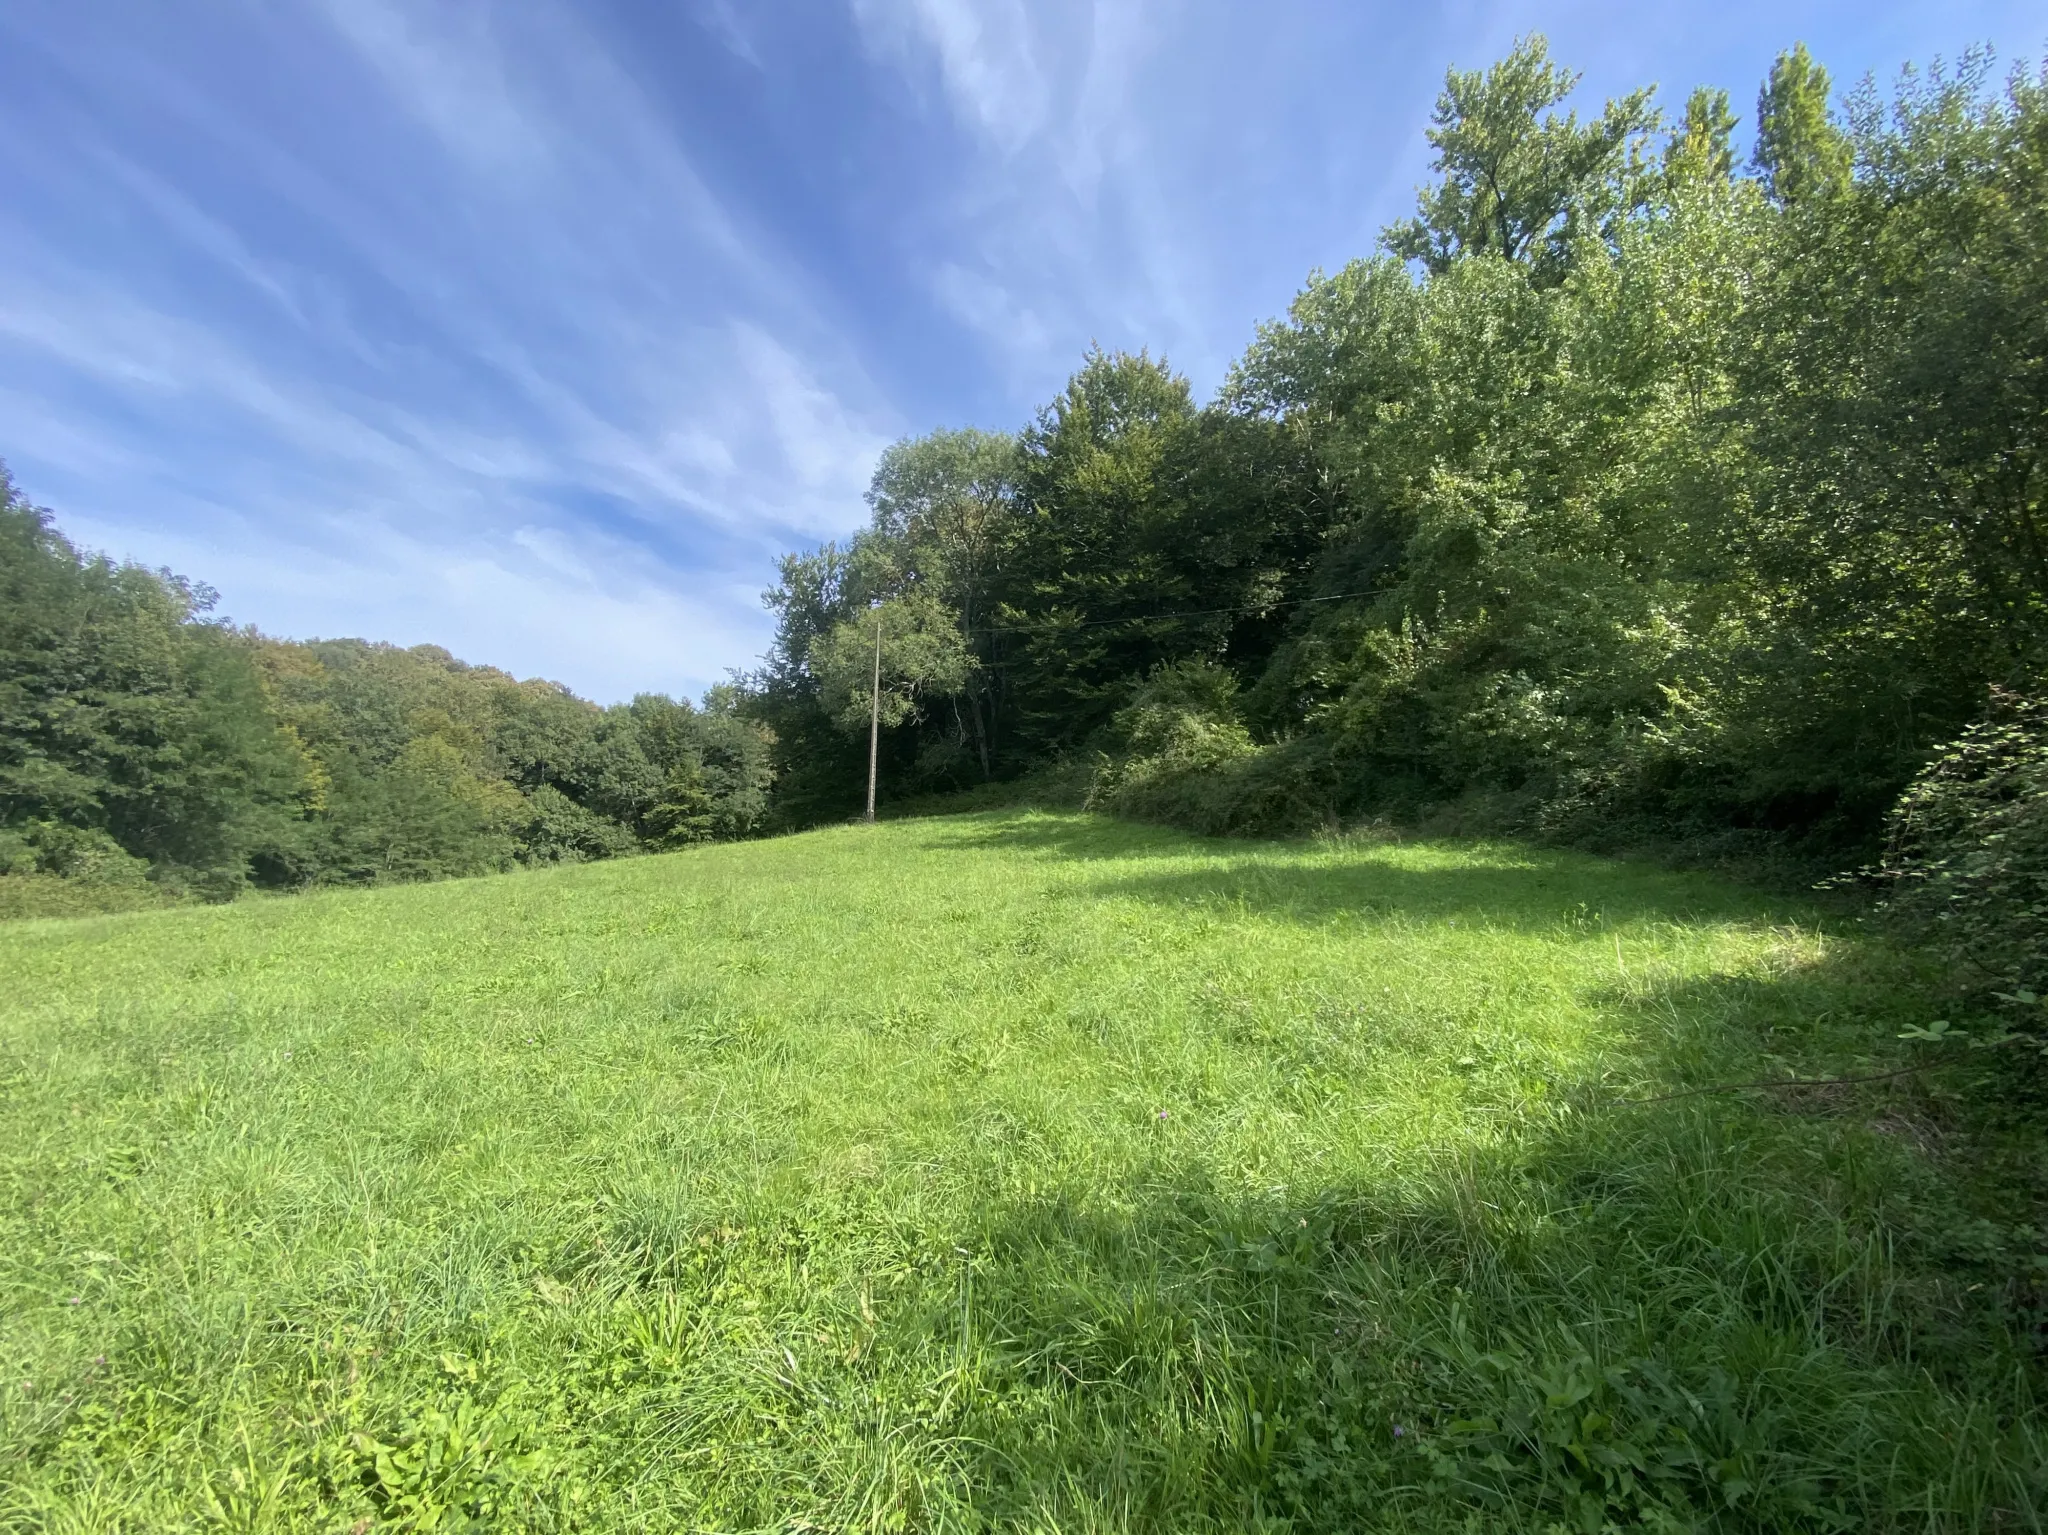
[1, 812, 2040, 1531]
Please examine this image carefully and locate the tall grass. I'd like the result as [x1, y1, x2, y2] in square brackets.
[0, 811, 2040, 1530]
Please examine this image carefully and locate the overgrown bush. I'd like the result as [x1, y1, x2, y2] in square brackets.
[1088, 661, 1336, 836]
[516, 784, 642, 864]
[1870, 688, 2048, 1019]
[0, 819, 165, 918]
[0, 819, 152, 884]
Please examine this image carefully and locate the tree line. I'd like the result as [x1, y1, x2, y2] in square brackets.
[5, 37, 2045, 932]
[754, 39, 2048, 874]
[0, 485, 770, 913]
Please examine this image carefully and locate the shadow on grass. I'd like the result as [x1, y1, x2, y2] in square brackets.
[850, 924, 2044, 1531]
[534, 940, 2045, 1531]
[896, 1062, 2043, 1531]
[574, 814, 2038, 1527]
[1083, 857, 1787, 936]
[913, 808, 1199, 861]
[921, 810, 1809, 935]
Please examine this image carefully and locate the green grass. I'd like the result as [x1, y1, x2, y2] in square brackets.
[1, 810, 2041, 1531]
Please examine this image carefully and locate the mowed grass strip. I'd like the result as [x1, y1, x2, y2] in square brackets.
[0, 811, 2040, 1531]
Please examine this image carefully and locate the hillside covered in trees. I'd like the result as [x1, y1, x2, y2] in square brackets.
[4, 38, 2046, 923]
[0, 485, 771, 913]
[759, 40, 2048, 861]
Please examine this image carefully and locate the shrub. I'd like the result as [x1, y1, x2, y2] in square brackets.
[0, 819, 166, 918]
[517, 784, 643, 864]
[1869, 687, 2048, 1021]
[1089, 661, 1337, 837]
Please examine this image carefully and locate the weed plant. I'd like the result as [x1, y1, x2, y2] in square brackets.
[1, 812, 2042, 1530]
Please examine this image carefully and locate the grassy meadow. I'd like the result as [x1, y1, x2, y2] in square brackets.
[1, 811, 2042, 1531]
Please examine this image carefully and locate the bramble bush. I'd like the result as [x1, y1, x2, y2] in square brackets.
[1087, 661, 1334, 837]
[1870, 688, 2048, 1039]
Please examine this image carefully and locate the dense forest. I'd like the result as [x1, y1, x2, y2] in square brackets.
[762, 41, 2047, 844]
[0, 484, 772, 914]
[5, 39, 2046, 966]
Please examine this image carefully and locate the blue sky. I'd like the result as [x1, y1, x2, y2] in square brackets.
[2, 1, 2040, 702]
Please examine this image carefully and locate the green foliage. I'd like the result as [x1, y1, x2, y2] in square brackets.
[1872, 689, 2048, 1016]
[695, 690, 778, 839]
[251, 642, 766, 886]
[747, 545, 868, 824]
[3, 814, 2041, 1527]
[1228, 224, 1710, 826]
[0, 481, 774, 908]
[1753, 44, 1851, 202]
[14, 34, 2048, 997]
[342, 1385, 565, 1530]
[746, 39, 2048, 905]
[1088, 660, 1320, 837]
[0, 472, 307, 901]
[8, 27, 2048, 1527]
[1417, 1344, 1808, 1528]
[1063, 44, 2045, 868]
[863, 428, 1022, 778]
[757, 345, 1326, 805]
[812, 589, 976, 734]
[1001, 347, 1208, 753]
[312, 730, 524, 885]
[0, 818, 151, 882]
[1666, 86, 1739, 186]
[516, 783, 643, 863]
[0, 821, 162, 919]
[1383, 35, 1660, 281]
[1697, 52, 2048, 834]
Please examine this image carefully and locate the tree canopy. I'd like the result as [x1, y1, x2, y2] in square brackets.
[750, 41, 2048, 861]
[0, 475, 772, 908]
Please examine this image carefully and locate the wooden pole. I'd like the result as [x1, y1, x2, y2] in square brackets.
[865, 611, 882, 822]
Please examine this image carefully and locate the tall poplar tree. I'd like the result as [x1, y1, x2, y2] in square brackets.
[1753, 43, 1851, 202]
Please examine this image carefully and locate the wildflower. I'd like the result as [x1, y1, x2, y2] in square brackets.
[1392, 1424, 1405, 1437]
[66, 1297, 83, 1306]
[1156, 1109, 1169, 1120]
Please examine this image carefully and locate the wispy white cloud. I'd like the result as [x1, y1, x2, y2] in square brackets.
[0, 0, 901, 697]
[310, 0, 557, 178]
[733, 324, 894, 529]
[848, 0, 1221, 390]
[851, 0, 1049, 152]
[931, 262, 1053, 373]
[0, 238, 875, 689]
[61, 498, 765, 702]
[90, 151, 318, 330]
[7, 0, 2038, 707]
[305, 0, 897, 530]
[0, 254, 568, 517]
[693, 0, 763, 67]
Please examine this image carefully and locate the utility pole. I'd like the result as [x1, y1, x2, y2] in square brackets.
[864, 609, 882, 823]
